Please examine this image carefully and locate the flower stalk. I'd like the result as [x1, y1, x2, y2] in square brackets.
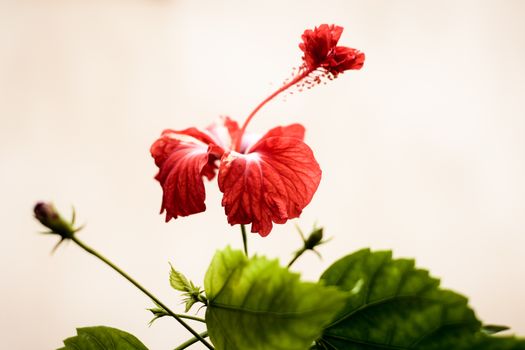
[240, 224, 249, 256]
[287, 225, 330, 268]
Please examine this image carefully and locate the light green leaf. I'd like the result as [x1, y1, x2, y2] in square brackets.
[169, 264, 192, 292]
[169, 264, 206, 312]
[204, 247, 346, 350]
[147, 301, 170, 326]
[58, 326, 149, 350]
[317, 249, 481, 350]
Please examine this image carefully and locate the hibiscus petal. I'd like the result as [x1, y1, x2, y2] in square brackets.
[299, 24, 364, 78]
[218, 136, 321, 237]
[259, 123, 305, 141]
[150, 130, 217, 221]
[205, 116, 240, 151]
[299, 24, 344, 70]
[242, 124, 305, 153]
[326, 46, 365, 75]
[163, 127, 217, 147]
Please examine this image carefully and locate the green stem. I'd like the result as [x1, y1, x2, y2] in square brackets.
[175, 314, 206, 323]
[240, 224, 248, 256]
[174, 331, 209, 350]
[287, 248, 306, 268]
[70, 236, 214, 350]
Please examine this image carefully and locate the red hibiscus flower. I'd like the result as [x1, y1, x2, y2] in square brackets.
[151, 24, 363, 237]
[299, 24, 365, 77]
[151, 118, 321, 237]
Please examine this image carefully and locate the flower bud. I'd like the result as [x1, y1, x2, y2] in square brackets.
[34, 201, 76, 239]
[304, 227, 324, 250]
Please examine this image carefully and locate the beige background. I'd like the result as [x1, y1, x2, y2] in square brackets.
[1, 0, 524, 348]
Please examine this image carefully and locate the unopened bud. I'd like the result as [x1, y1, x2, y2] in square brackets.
[304, 227, 324, 250]
[34, 201, 76, 239]
[289, 225, 330, 268]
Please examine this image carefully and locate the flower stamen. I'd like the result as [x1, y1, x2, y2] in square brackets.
[234, 68, 313, 151]
[234, 24, 364, 152]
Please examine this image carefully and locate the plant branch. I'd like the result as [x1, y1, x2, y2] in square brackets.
[176, 314, 206, 323]
[174, 331, 209, 350]
[287, 248, 306, 268]
[70, 236, 214, 349]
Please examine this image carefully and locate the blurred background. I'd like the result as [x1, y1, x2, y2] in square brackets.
[1, 0, 524, 348]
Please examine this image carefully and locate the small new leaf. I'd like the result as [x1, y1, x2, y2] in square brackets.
[169, 264, 193, 292]
[147, 302, 170, 326]
[169, 263, 206, 312]
[184, 298, 197, 313]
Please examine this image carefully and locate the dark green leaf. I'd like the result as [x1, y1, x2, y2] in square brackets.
[469, 335, 525, 349]
[204, 247, 346, 350]
[482, 324, 510, 335]
[58, 326, 149, 350]
[317, 249, 481, 350]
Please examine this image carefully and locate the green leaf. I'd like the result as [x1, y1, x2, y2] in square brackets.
[469, 335, 525, 349]
[169, 264, 206, 312]
[204, 247, 346, 350]
[58, 326, 149, 350]
[147, 301, 170, 326]
[482, 324, 510, 335]
[317, 249, 481, 350]
[169, 263, 193, 292]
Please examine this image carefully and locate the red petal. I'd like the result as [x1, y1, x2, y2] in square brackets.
[218, 136, 321, 237]
[205, 116, 240, 151]
[163, 127, 217, 148]
[150, 130, 217, 221]
[260, 123, 305, 140]
[243, 123, 306, 153]
[321, 24, 343, 47]
[327, 46, 365, 74]
[300, 24, 344, 70]
[239, 124, 304, 154]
